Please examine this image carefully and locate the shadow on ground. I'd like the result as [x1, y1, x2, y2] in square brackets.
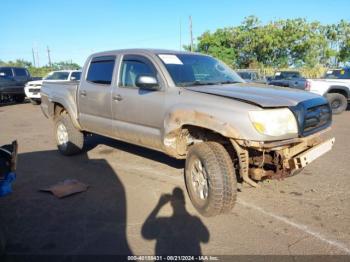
[0, 135, 208, 256]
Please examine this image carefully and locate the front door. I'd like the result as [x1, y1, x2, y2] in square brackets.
[112, 54, 165, 150]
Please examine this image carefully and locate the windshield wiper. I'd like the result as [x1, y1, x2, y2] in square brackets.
[217, 80, 240, 85]
[179, 81, 217, 87]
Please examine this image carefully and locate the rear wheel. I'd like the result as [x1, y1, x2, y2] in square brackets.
[326, 93, 348, 114]
[185, 142, 237, 217]
[54, 112, 84, 156]
[30, 99, 41, 105]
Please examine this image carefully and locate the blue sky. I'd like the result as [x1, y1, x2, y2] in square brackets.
[1, 0, 349, 66]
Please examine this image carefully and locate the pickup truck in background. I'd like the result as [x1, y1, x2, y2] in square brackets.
[236, 69, 267, 84]
[25, 70, 81, 105]
[41, 49, 334, 217]
[0, 67, 32, 103]
[303, 68, 350, 114]
[268, 70, 307, 89]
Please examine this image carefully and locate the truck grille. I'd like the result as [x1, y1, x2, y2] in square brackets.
[302, 104, 331, 136]
[29, 88, 40, 93]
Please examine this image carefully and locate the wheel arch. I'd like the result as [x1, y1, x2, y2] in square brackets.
[327, 86, 349, 98]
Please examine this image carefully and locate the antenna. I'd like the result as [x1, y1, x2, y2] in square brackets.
[189, 16, 193, 52]
[47, 46, 52, 67]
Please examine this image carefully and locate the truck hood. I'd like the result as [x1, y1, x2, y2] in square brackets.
[185, 83, 324, 107]
[26, 80, 43, 86]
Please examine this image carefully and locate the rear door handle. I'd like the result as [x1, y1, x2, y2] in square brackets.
[80, 90, 87, 96]
[113, 94, 123, 101]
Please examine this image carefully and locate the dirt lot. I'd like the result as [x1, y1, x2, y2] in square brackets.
[0, 102, 350, 257]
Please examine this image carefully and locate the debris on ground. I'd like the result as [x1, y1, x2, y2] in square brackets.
[0, 141, 18, 197]
[40, 179, 89, 198]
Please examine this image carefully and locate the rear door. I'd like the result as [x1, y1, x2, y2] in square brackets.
[78, 56, 116, 137]
[111, 54, 165, 150]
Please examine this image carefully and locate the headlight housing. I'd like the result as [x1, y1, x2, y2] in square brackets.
[249, 108, 298, 137]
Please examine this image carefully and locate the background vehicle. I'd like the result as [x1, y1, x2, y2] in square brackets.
[40, 49, 334, 217]
[268, 70, 306, 89]
[295, 68, 350, 114]
[25, 70, 81, 105]
[236, 69, 267, 84]
[0, 67, 32, 103]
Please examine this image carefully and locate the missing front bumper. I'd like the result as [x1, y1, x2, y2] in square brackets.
[288, 138, 335, 170]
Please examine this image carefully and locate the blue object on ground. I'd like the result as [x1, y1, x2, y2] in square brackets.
[0, 172, 16, 197]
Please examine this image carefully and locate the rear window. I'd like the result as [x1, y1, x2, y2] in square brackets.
[324, 69, 350, 79]
[45, 72, 70, 80]
[0, 68, 13, 77]
[70, 71, 81, 80]
[87, 56, 115, 85]
[14, 68, 28, 76]
[275, 71, 300, 80]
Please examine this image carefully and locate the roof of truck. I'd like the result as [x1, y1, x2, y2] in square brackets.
[90, 48, 202, 57]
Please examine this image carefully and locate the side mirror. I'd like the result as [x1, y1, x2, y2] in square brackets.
[0, 72, 5, 77]
[135, 75, 159, 90]
[70, 76, 76, 81]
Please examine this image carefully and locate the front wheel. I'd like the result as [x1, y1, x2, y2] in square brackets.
[54, 112, 84, 156]
[13, 95, 25, 103]
[326, 93, 348, 114]
[185, 142, 237, 217]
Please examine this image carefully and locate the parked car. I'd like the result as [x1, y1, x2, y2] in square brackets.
[0, 67, 32, 103]
[25, 70, 81, 105]
[290, 68, 350, 114]
[268, 70, 306, 89]
[236, 69, 267, 84]
[41, 49, 334, 217]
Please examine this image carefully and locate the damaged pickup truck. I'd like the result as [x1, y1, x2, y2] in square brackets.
[40, 49, 335, 217]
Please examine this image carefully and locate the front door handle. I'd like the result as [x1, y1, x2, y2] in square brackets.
[113, 94, 123, 101]
[80, 90, 87, 97]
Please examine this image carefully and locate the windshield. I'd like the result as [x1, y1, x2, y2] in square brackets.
[44, 72, 70, 80]
[158, 54, 244, 87]
[324, 69, 350, 79]
[274, 71, 300, 80]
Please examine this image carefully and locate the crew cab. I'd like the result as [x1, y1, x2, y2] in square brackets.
[40, 49, 335, 217]
[25, 70, 81, 105]
[0, 67, 32, 103]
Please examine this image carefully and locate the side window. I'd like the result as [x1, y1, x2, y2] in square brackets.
[0, 68, 13, 78]
[119, 56, 156, 88]
[14, 68, 28, 76]
[87, 56, 115, 85]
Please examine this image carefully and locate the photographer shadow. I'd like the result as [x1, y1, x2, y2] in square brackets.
[141, 187, 209, 255]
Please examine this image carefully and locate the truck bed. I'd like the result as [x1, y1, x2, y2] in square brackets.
[41, 81, 80, 122]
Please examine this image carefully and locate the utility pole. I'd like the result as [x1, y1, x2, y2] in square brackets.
[36, 48, 40, 67]
[32, 48, 36, 67]
[47, 46, 52, 67]
[179, 19, 182, 51]
[189, 16, 193, 52]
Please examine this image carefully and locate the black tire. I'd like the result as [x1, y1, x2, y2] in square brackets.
[54, 112, 84, 156]
[326, 93, 348, 114]
[30, 99, 41, 105]
[13, 95, 25, 103]
[185, 142, 237, 217]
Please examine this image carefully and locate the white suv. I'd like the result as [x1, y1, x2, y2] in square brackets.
[25, 70, 81, 105]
